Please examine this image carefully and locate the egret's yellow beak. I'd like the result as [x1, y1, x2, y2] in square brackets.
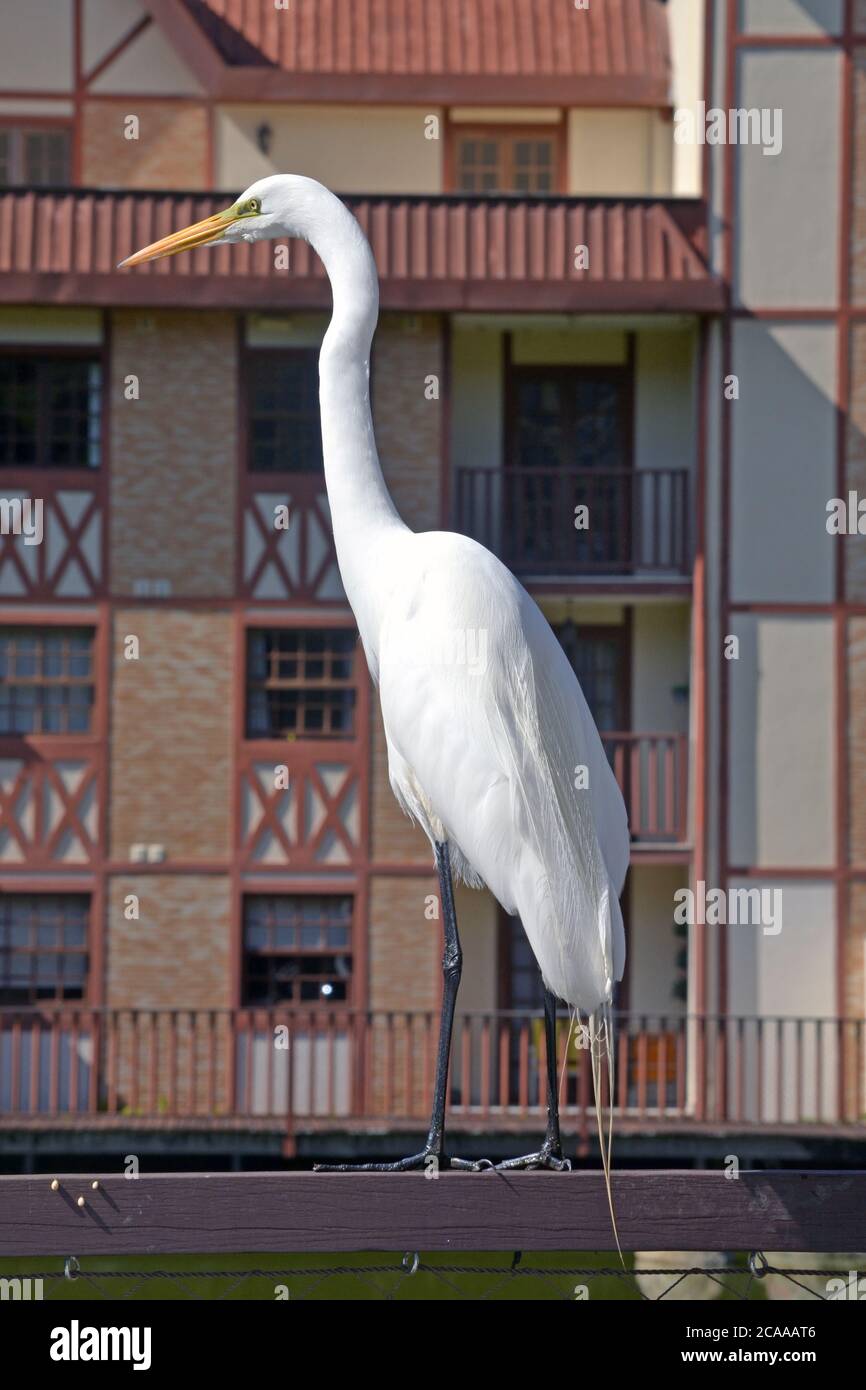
[117, 205, 241, 269]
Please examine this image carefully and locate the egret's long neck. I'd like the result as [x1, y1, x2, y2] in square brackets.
[299, 189, 408, 640]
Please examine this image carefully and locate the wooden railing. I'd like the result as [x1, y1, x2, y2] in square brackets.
[603, 732, 689, 843]
[455, 466, 690, 575]
[1, 1009, 862, 1133]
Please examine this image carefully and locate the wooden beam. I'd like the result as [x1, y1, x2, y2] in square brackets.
[83, 15, 152, 88]
[141, 0, 226, 93]
[1, 1170, 864, 1256]
[210, 72, 671, 108]
[0, 273, 726, 315]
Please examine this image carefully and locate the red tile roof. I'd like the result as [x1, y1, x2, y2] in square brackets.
[0, 188, 721, 313]
[168, 0, 671, 104]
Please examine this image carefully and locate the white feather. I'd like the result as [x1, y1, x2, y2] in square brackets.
[376, 529, 628, 1014]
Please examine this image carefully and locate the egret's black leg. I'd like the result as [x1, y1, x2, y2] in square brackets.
[423, 840, 465, 1158]
[314, 841, 488, 1173]
[494, 988, 572, 1172]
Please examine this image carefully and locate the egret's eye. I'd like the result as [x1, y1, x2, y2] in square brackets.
[248, 198, 261, 214]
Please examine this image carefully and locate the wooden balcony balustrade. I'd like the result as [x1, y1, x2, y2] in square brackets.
[1, 1009, 862, 1137]
[602, 732, 688, 844]
[455, 466, 690, 576]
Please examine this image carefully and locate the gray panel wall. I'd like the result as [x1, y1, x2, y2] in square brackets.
[735, 50, 841, 308]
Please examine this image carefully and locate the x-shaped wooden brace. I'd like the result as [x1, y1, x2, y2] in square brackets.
[0, 490, 101, 598]
[0, 756, 97, 865]
[244, 490, 340, 601]
[243, 761, 359, 866]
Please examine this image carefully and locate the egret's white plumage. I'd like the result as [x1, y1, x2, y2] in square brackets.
[377, 532, 628, 1013]
[120, 175, 630, 1184]
[210, 174, 630, 1018]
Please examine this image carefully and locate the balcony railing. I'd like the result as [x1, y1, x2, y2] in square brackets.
[603, 732, 688, 843]
[1, 1009, 862, 1136]
[455, 466, 690, 576]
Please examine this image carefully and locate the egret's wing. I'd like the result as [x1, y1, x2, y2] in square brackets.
[376, 535, 629, 1013]
[480, 591, 628, 1010]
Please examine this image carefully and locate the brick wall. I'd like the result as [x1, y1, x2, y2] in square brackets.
[105, 873, 232, 1009]
[109, 310, 238, 597]
[854, 55, 866, 304]
[844, 883, 866, 1117]
[103, 874, 232, 1115]
[111, 309, 239, 597]
[845, 883, 866, 1018]
[368, 875, 439, 1012]
[373, 314, 443, 531]
[109, 608, 234, 862]
[81, 101, 208, 189]
[845, 614, 866, 1116]
[367, 873, 441, 1116]
[849, 618, 866, 864]
[847, 326, 866, 601]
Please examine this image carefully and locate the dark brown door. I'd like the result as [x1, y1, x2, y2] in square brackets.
[553, 621, 630, 733]
[505, 365, 634, 573]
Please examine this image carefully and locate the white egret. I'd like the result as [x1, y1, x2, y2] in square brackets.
[120, 176, 629, 1176]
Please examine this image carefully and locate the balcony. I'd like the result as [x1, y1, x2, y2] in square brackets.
[604, 732, 688, 845]
[455, 466, 690, 578]
[1, 1008, 862, 1139]
[0, 189, 722, 315]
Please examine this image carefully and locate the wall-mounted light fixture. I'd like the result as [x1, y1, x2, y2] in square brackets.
[256, 122, 273, 157]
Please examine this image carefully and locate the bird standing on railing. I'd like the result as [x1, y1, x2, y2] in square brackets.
[120, 176, 630, 1180]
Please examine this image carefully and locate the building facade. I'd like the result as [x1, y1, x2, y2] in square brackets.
[0, 0, 862, 1168]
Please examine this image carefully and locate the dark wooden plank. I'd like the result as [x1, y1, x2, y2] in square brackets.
[0, 1170, 864, 1257]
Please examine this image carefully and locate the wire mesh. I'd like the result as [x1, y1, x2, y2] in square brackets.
[2, 1253, 862, 1301]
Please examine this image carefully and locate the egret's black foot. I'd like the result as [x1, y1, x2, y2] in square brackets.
[313, 1151, 494, 1173]
[494, 1146, 572, 1172]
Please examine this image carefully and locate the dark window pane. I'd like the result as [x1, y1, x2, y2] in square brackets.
[554, 623, 625, 733]
[245, 627, 357, 739]
[247, 351, 322, 473]
[456, 133, 556, 195]
[0, 627, 94, 734]
[0, 894, 89, 1003]
[457, 135, 504, 193]
[0, 357, 101, 469]
[0, 127, 70, 189]
[242, 895, 353, 1005]
[23, 130, 71, 185]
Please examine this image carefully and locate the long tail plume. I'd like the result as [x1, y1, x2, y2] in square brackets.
[559, 1006, 577, 1109]
[589, 1004, 623, 1264]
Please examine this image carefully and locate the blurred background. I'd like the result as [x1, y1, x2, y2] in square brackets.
[0, 0, 862, 1175]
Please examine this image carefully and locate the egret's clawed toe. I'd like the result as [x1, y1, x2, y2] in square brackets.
[313, 1151, 493, 1173]
[493, 1149, 572, 1172]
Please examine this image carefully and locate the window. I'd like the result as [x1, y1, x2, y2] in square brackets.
[0, 357, 101, 469]
[246, 350, 322, 473]
[246, 627, 356, 739]
[242, 895, 353, 1004]
[0, 627, 94, 734]
[0, 127, 71, 187]
[0, 894, 88, 1004]
[455, 131, 557, 194]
